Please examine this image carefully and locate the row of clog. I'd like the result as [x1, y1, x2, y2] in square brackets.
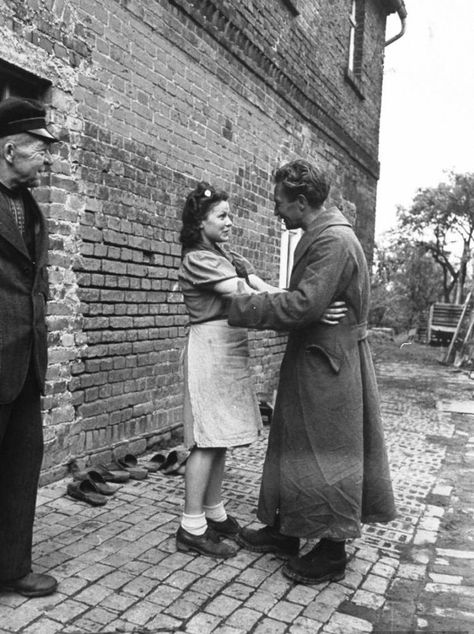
[66, 449, 189, 506]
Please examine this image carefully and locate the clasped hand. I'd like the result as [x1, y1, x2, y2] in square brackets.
[320, 301, 347, 325]
[235, 281, 347, 326]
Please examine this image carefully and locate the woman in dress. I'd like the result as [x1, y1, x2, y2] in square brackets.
[177, 181, 345, 558]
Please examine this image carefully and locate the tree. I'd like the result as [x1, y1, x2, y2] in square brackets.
[397, 172, 474, 303]
[371, 235, 443, 332]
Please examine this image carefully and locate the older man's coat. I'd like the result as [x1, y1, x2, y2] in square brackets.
[228, 207, 396, 539]
[0, 187, 49, 404]
[0, 186, 49, 581]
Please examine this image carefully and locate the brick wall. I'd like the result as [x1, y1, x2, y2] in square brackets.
[0, 0, 390, 482]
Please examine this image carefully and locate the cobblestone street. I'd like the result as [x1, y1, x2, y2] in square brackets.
[1, 351, 473, 634]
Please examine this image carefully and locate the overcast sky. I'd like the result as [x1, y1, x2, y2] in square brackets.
[375, 0, 474, 237]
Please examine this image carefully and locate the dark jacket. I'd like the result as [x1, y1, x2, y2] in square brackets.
[0, 186, 49, 403]
[228, 207, 396, 539]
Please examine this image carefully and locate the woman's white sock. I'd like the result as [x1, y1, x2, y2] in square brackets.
[181, 512, 207, 535]
[203, 502, 227, 522]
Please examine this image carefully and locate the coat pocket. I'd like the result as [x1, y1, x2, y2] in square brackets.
[305, 344, 341, 373]
[302, 325, 344, 374]
[302, 321, 361, 374]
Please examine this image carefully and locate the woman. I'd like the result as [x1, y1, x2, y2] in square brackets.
[177, 182, 346, 559]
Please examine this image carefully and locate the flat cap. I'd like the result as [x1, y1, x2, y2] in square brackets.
[0, 97, 58, 142]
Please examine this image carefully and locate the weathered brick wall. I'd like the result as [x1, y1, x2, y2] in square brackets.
[0, 0, 389, 482]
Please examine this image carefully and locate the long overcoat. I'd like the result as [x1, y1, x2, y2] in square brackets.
[228, 207, 396, 539]
[0, 188, 49, 404]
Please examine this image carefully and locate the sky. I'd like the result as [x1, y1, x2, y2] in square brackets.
[375, 0, 474, 237]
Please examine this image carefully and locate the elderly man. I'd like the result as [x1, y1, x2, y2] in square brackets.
[229, 159, 396, 585]
[0, 97, 58, 597]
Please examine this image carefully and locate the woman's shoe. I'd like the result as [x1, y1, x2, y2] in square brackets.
[207, 515, 240, 539]
[176, 526, 237, 558]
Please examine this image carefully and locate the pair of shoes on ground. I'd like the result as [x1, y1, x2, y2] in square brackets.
[69, 461, 130, 484]
[176, 514, 240, 559]
[142, 448, 189, 475]
[67, 467, 123, 506]
[237, 526, 346, 585]
[0, 572, 57, 598]
[110, 453, 149, 480]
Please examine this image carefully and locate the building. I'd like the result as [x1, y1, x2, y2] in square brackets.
[0, 0, 406, 482]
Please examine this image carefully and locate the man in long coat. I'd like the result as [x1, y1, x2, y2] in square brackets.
[228, 159, 395, 585]
[0, 97, 58, 597]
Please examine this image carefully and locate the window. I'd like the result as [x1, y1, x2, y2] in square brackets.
[0, 59, 50, 102]
[347, 0, 365, 81]
[279, 227, 302, 288]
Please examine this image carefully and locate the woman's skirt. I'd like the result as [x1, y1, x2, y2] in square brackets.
[183, 319, 262, 448]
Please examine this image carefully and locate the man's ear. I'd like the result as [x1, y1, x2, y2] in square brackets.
[296, 193, 308, 210]
[3, 141, 15, 165]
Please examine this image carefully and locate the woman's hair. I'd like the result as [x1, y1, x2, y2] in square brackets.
[179, 181, 229, 250]
[274, 159, 330, 208]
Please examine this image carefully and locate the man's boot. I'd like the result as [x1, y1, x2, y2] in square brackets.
[237, 524, 299, 558]
[282, 538, 346, 584]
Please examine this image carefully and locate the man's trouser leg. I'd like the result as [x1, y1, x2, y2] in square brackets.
[0, 368, 44, 582]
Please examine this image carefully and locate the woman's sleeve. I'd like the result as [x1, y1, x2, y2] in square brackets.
[181, 251, 237, 286]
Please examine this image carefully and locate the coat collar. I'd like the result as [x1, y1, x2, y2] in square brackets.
[0, 184, 44, 261]
[292, 206, 352, 270]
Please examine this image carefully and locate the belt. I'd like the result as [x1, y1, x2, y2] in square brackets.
[352, 321, 368, 341]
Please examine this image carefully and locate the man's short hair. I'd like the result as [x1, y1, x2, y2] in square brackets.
[274, 159, 330, 208]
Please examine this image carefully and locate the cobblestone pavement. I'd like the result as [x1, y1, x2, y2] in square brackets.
[1, 357, 474, 634]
